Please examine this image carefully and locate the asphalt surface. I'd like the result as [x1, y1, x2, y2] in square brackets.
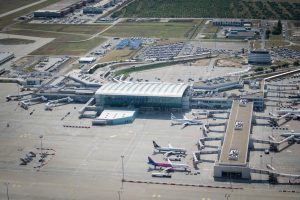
[0, 83, 300, 199]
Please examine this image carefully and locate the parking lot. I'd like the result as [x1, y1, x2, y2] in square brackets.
[128, 58, 249, 83]
[271, 48, 300, 60]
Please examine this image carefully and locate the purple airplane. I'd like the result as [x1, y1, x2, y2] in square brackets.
[147, 156, 189, 171]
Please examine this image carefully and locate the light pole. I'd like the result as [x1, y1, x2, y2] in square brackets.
[39, 135, 43, 156]
[117, 190, 122, 200]
[121, 155, 125, 182]
[4, 183, 9, 200]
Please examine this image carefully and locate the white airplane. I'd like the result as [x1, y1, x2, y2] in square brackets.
[152, 141, 186, 154]
[192, 110, 229, 116]
[171, 113, 203, 128]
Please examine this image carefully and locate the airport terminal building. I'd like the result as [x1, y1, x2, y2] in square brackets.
[214, 100, 253, 179]
[248, 50, 271, 65]
[95, 82, 189, 110]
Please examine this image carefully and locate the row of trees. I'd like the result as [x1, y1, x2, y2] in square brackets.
[115, 0, 299, 20]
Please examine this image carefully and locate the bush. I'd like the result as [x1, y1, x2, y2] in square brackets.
[255, 67, 264, 72]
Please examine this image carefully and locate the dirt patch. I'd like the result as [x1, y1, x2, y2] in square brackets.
[216, 58, 244, 68]
[192, 59, 210, 66]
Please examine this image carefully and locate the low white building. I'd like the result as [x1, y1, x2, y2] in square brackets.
[79, 57, 96, 63]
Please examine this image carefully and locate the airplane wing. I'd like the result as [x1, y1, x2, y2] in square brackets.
[181, 123, 189, 129]
[163, 151, 174, 158]
[167, 158, 173, 165]
[163, 167, 173, 173]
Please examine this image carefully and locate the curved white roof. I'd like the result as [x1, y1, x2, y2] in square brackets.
[96, 82, 189, 98]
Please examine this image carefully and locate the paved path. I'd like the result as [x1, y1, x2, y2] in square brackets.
[67, 18, 123, 43]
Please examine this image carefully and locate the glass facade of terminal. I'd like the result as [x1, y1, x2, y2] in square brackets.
[97, 95, 183, 108]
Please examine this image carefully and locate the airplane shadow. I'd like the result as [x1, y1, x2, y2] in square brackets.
[199, 159, 215, 163]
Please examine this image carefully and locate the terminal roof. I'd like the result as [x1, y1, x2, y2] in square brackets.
[96, 82, 189, 98]
[219, 100, 253, 166]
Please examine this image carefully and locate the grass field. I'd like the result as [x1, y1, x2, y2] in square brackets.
[0, 0, 38, 14]
[0, 0, 62, 30]
[31, 36, 106, 55]
[0, 38, 35, 45]
[266, 34, 289, 48]
[12, 23, 109, 35]
[115, 0, 300, 20]
[5, 29, 106, 56]
[102, 22, 199, 38]
[100, 48, 139, 62]
[114, 62, 178, 76]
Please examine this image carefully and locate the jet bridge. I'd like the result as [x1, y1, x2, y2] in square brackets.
[193, 149, 220, 164]
[45, 97, 73, 110]
[251, 135, 295, 151]
[20, 96, 47, 109]
[250, 168, 300, 179]
[6, 93, 33, 101]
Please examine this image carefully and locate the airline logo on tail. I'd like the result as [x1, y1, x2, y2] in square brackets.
[147, 156, 157, 166]
[152, 141, 160, 148]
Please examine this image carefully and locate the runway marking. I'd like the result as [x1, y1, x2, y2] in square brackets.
[110, 135, 117, 138]
[152, 194, 161, 198]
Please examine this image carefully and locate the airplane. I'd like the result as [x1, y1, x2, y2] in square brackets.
[170, 113, 203, 128]
[147, 156, 190, 171]
[20, 158, 27, 165]
[192, 110, 229, 117]
[152, 141, 186, 154]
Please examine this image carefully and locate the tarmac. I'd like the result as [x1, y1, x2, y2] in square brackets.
[0, 83, 300, 199]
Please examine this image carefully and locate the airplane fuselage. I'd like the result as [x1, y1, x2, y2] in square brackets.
[155, 147, 186, 153]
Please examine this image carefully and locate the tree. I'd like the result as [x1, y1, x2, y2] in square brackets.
[293, 60, 299, 66]
[265, 29, 271, 39]
[270, 65, 277, 72]
[272, 19, 282, 35]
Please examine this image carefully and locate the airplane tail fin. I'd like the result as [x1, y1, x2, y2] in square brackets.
[153, 141, 160, 148]
[148, 156, 156, 165]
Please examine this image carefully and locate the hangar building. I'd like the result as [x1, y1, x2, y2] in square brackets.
[34, 0, 96, 18]
[95, 82, 189, 110]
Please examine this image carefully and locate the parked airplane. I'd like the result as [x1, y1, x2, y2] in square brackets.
[192, 110, 229, 117]
[171, 113, 203, 128]
[152, 141, 186, 154]
[147, 156, 190, 171]
[20, 158, 27, 165]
